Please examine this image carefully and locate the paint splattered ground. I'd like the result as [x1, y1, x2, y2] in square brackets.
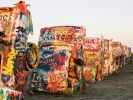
[24, 62, 133, 100]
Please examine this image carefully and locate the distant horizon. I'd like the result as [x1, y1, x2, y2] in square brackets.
[0, 0, 133, 52]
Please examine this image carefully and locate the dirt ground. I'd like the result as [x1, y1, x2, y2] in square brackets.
[24, 62, 133, 100]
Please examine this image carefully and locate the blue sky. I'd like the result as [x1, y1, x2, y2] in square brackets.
[0, 0, 133, 51]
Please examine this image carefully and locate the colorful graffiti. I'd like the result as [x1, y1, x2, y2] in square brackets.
[0, 1, 38, 99]
[30, 26, 85, 94]
[0, 1, 132, 99]
[109, 42, 122, 73]
[0, 88, 22, 100]
[83, 37, 103, 82]
[1, 48, 17, 86]
[102, 39, 110, 76]
[26, 42, 39, 71]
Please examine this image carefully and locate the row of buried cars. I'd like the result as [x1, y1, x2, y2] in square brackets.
[0, 1, 132, 100]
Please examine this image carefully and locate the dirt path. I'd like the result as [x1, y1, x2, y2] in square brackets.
[24, 62, 133, 100]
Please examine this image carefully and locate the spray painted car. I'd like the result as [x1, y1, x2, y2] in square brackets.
[30, 26, 85, 94]
[109, 41, 122, 74]
[0, 1, 38, 99]
[123, 45, 130, 64]
[83, 37, 103, 82]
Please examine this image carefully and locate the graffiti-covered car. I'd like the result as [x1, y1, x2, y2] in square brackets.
[83, 37, 103, 82]
[109, 41, 122, 74]
[30, 26, 86, 94]
[0, 1, 38, 99]
[122, 45, 131, 64]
